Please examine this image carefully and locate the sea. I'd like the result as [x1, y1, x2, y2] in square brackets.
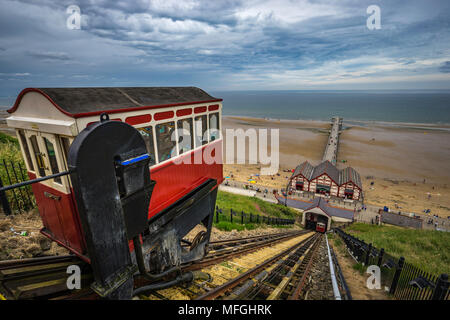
[2, 90, 450, 125]
[211, 90, 450, 125]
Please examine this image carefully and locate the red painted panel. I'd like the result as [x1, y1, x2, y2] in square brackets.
[154, 111, 174, 121]
[208, 104, 219, 111]
[28, 172, 86, 255]
[176, 108, 192, 117]
[29, 140, 223, 262]
[194, 106, 207, 114]
[125, 114, 151, 125]
[148, 140, 223, 219]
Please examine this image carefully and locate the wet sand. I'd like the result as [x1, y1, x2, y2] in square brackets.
[223, 116, 330, 168]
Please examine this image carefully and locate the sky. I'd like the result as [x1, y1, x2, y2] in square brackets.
[0, 0, 450, 97]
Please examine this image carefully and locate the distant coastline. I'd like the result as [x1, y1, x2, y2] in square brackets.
[224, 115, 450, 132]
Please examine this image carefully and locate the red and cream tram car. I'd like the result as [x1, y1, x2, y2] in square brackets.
[6, 87, 223, 269]
[316, 222, 326, 233]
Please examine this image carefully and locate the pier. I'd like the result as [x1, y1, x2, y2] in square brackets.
[322, 116, 343, 165]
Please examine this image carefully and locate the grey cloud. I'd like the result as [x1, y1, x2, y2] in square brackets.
[27, 51, 72, 61]
[439, 61, 450, 73]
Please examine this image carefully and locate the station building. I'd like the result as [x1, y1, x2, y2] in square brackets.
[276, 196, 354, 232]
[288, 160, 362, 201]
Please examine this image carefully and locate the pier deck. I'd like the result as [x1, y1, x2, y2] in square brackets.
[322, 117, 343, 165]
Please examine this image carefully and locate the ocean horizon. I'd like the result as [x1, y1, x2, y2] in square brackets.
[2, 89, 450, 125]
[213, 90, 450, 125]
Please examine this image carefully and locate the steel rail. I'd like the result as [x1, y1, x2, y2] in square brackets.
[241, 234, 321, 300]
[266, 240, 316, 300]
[287, 234, 322, 300]
[195, 233, 315, 300]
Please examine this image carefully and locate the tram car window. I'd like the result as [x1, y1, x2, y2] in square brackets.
[209, 112, 220, 141]
[138, 126, 156, 166]
[177, 118, 194, 154]
[43, 137, 62, 184]
[60, 137, 71, 165]
[156, 121, 176, 162]
[29, 135, 46, 177]
[195, 115, 208, 146]
[18, 129, 34, 171]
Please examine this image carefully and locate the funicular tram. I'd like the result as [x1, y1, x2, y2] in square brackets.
[6, 87, 224, 276]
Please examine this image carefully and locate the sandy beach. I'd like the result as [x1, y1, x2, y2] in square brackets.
[222, 116, 450, 218]
[1, 109, 449, 218]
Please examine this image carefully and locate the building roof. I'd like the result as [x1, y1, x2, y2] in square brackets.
[310, 160, 340, 184]
[275, 195, 354, 220]
[8, 87, 221, 118]
[290, 160, 362, 190]
[292, 161, 315, 180]
[305, 198, 354, 220]
[339, 167, 362, 189]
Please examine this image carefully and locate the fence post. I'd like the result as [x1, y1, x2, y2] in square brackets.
[389, 257, 405, 295]
[431, 274, 449, 300]
[216, 208, 219, 223]
[17, 162, 33, 209]
[365, 243, 372, 265]
[241, 211, 244, 224]
[377, 248, 384, 267]
[0, 176, 11, 216]
[230, 209, 233, 223]
[3, 159, 20, 213]
[250, 213, 252, 223]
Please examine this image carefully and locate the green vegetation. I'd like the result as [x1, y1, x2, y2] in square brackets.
[0, 132, 21, 162]
[214, 221, 258, 231]
[213, 190, 301, 231]
[216, 190, 299, 219]
[0, 132, 34, 213]
[352, 262, 366, 275]
[345, 223, 450, 275]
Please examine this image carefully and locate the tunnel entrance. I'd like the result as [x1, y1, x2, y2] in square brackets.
[305, 211, 329, 232]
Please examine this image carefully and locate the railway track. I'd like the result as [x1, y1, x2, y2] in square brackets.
[140, 232, 322, 300]
[0, 230, 308, 300]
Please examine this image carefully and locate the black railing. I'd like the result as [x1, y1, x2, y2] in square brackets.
[334, 227, 449, 300]
[214, 206, 296, 226]
[0, 159, 36, 215]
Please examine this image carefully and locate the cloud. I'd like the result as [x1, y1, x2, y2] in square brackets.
[27, 51, 72, 61]
[0, 72, 31, 76]
[0, 0, 449, 94]
[439, 61, 450, 73]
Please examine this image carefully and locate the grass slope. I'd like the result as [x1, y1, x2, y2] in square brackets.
[345, 223, 449, 276]
[214, 190, 301, 231]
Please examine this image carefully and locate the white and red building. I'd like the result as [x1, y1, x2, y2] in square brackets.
[289, 160, 362, 201]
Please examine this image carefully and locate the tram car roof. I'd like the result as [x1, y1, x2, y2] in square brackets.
[8, 87, 222, 118]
